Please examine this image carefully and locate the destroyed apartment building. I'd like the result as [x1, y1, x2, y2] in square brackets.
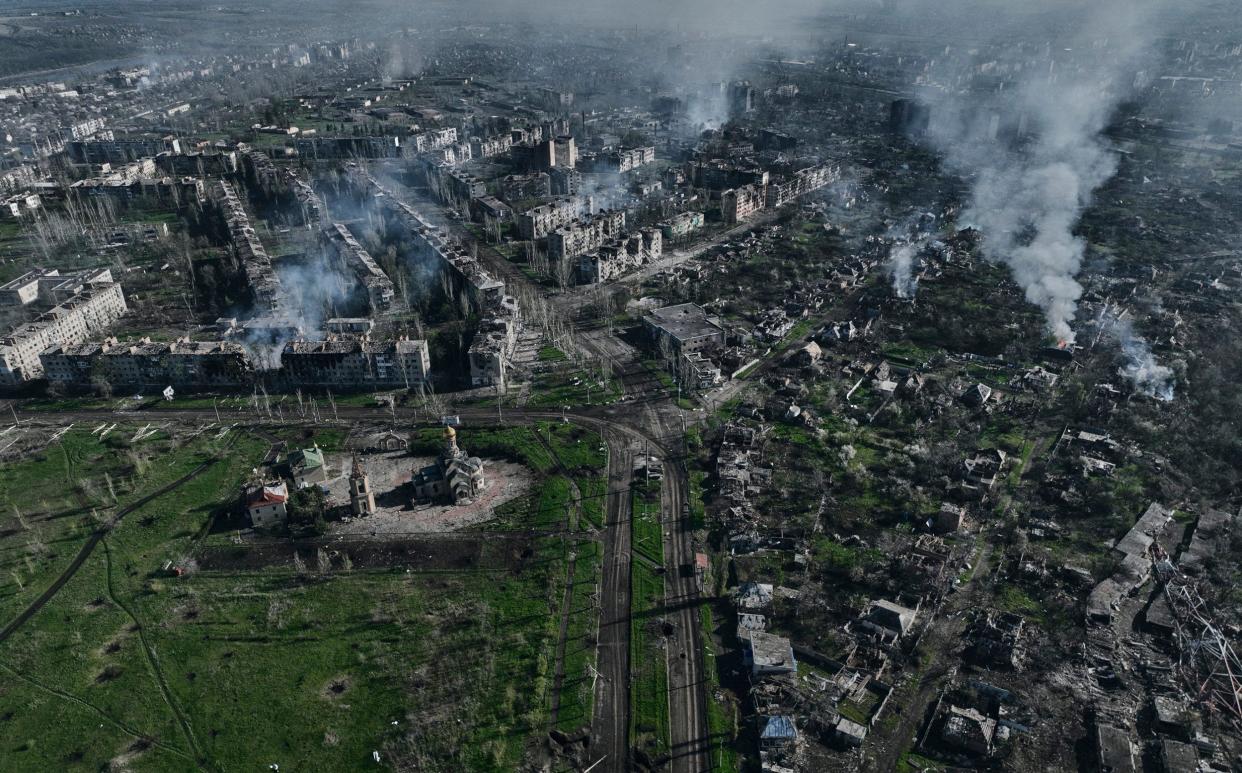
[322, 222, 397, 313]
[217, 179, 281, 313]
[577, 228, 663, 285]
[353, 171, 523, 390]
[41, 336, 252, 390]
[0, 269, 128, 386]
[547, 209, 628, 262]
[279, 337, 430, 389]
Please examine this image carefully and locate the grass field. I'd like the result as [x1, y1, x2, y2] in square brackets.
[0, 425, 259, 622]
[701, 604, 739, 772]
[629, 559, 670, 759]
[632, 480, 663, 567]
[556, 538, 601, 733]
[0, 420, 607, 772]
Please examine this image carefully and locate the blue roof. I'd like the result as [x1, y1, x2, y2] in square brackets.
[760, 715, 797, 740]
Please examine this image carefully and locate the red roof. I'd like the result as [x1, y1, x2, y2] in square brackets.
[247, 483, 288, 507]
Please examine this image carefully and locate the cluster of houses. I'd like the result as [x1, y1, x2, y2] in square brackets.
[243, 427, 488, 532]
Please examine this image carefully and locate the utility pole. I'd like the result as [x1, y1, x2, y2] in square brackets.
[10, 403, 19, 426]
[212, 398, 220, 424]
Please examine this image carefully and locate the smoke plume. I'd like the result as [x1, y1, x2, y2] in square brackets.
[924, 2, 1170, 343]
[888, 240, 922, 299]
[1106, 312, 1176, 401]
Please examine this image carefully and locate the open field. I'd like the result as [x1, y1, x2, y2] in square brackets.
[0, 420, 607, 772]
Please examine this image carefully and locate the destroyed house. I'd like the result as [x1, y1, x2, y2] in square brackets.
[759, 716, 797, 749]
[859, 599, 919, 641]
[743, 631, 797, 677]
[940, 705, 997, 756]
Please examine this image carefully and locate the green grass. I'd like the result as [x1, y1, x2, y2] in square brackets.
[996, 585, 1041, 620]
[700, 604, 738, 772]
[0, 422, 586, 772]
[267, 426, 350, 453]
[0, 426, 257, 622]
[630, 560, 670, 758]
[641, 361, 678, 393]
[882, 341, 937, 363]
[556, 539, 601, 732]
[632, 482, 663, 567]
[488, 475, 573, 531]
[527, 366, 623, 408]
[578, 476, 607, 531]
[0, 429, 270, 770]
[812, 537, 886, 577]
[688, 471, 707, 530]
[409, 426, 555, 474]
[778, 318, 816, 348]
[897, 751, 947, 772]
[538, 346, 567, 363]
[536, 421, 606, 471]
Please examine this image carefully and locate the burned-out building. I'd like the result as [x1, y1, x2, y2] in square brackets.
[280, 337, 430, 389]
[577, 228, 662, 284]
[722, 184, 767, 224]
[217, 180, 280, 313]
[643, 303, 726, 356]
[323, 223, 397, 313]
[501, 172, 551, 202]
[516, 195, 592, 240]
[548, 209, 627, 262]
[41, 337, 251, 390]
[764, 165, 838, 208]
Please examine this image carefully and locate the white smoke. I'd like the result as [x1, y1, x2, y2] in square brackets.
[888, 241, 920, 298]
[886, 213, 936, 299]
[1108, 313, 1175, 401]
[924, 1, 1171, 344]
[932, 81, 1120, 343]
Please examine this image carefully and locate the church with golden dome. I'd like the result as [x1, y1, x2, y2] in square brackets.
[411, 425, 487, 505]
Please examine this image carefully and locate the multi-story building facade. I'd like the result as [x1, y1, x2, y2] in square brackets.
[516, 196, 592, 240]
[722, 184, 767, 224]
[280, 337, 430, 388]
[0, 282, 127, 385]
[0, 268, 114, 307]
[294, 136, 402, 160]
[659, 211, 706, 241]
[765, 164, 840, 208]
[323, 223, 396, 313]
[412, 127, 459, 154]
[42, 337, 252, 390]
[577, 228, 663, 285]
[470, 134, 513, 159]
[548, 210, 628, 262]
[65, 136, 181, 165]
[217, 181, 281, 313]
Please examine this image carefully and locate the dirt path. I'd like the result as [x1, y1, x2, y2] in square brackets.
[103, 538, 212, 771]
[867, 536, 997, 772]
[0, 449, 230, 647]
[0, 659, 196, 762]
